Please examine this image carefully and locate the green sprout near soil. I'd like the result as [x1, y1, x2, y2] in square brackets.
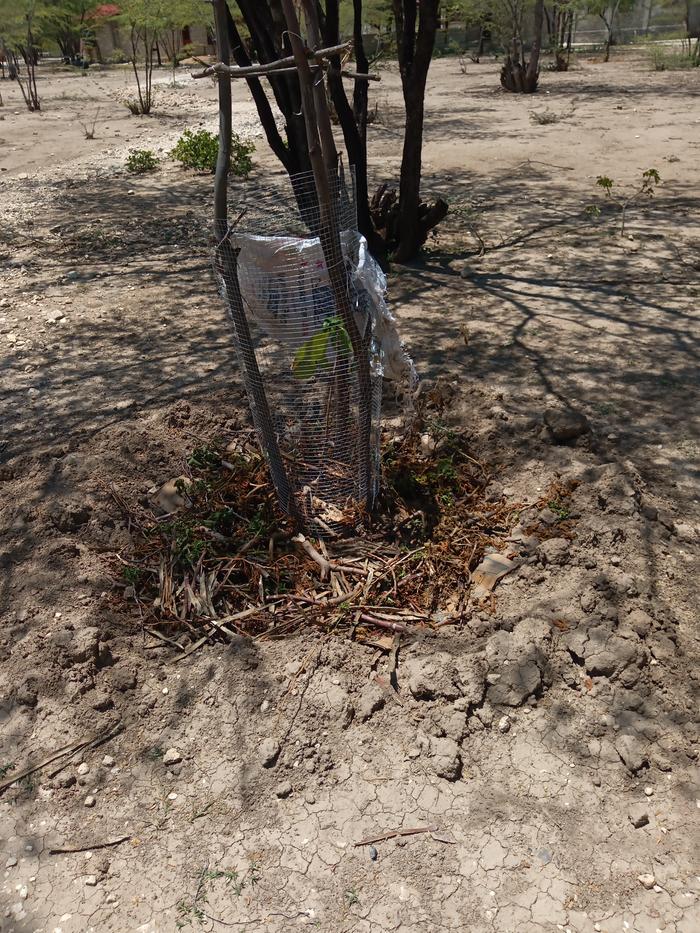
[123, 565, 142, 586]
[188, 445, 222, 471]
[586, 168, 660, 237]
[345, 888, 360, 907]
[176, 863, 261, 929]
[547, 500, 571, 520]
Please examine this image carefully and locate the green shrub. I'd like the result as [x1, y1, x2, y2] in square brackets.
[170, 128, 254, 176]
[125, 149, 159, 174]
[108, 48, 128, 64]
[650, 47, 699, 71]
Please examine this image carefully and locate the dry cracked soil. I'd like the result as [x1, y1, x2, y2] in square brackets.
[0, 52, 699, 933]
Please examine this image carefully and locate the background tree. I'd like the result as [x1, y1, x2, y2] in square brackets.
[36, 0, 95, 60]
[381, 0, 447, 260]
[588, 0, 633, 61]
[120, 0, 163, 114]
[544, 0, 576, 70]
[499, 0, 545, 92]
[159, 0, 211, 83]
[0, 0, 41, 110]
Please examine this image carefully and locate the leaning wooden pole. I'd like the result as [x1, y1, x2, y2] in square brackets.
[211, 0, 296, 517]
[280, 0, 373, 507]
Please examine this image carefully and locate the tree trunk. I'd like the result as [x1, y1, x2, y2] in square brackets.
[391, 0, 446, 262]
[525, 0, 544, 87]
[321, 0, 387, 260]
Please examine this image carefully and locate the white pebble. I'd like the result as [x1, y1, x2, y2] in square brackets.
[84, 795, 96, 808]
[644, 786, 654, 796]
[102, 755, 114, 767]
[77, 763, 89, 776]
[85, 875, 97, 886]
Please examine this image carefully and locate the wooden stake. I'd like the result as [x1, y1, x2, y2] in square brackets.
[280, 0, 373, 507]
[211, 0, 297, 519]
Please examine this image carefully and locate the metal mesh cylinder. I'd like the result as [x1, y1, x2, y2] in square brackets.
[215, 169, 383, 534]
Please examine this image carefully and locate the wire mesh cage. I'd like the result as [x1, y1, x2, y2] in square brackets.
[215, 169, 386, 535]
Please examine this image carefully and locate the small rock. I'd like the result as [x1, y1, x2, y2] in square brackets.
[259, 737, 281, 768]
[429, 737, 462, 781]
[5, 857, 17, 868]
[275, 780, 292, 798]
[110, 668, 136, 692]
[260, 699, 270, 713]
[85, 875, 98, 887]
[538, 537, 570, 566]
[674, 521, 697, 543]
[357, 682, 385, 722]
[638, 873, 655, 890]
[627, 608, 653, 638]
[644, 786, 654, 797]
[68, 627, 100, 665]
[102, 755, 115, 767]
[616, 734, 648, 774]
[84, 795, 96, 808]
[369, 846, 378, 861]
[628, 805, 649, 829]
[536, 848, 552, 865]
[19, 885, 28, 900]
[544, 407, 590, 443]
[152, 476, 192, 514]
[497, 715, 511, 734]
[162, 749, 182, 766]
[77, 763, 90, 776]
[89, 691, 113, 712]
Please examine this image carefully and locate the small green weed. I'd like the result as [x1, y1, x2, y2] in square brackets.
[586, 168, 660, 237]
[176, 862, 261, 929]
[345, 888, 360, 907]
[0, 762, 14, 780]
[171, 129, 254, 176]
[188, 445, 222, 471]
[123, 565, 143, 586]
[165, 520, 206, 567]
[125, 148, 159, 174]
[547, 500, 571, 520]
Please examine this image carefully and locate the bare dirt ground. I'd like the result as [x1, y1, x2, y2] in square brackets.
[1, 52, 699, 933]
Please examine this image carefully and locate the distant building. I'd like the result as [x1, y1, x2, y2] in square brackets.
[85, 4, 214, 63]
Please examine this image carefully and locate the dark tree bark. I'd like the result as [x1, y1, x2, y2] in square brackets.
[390, 0, 447, 261]
[525, 0, 545, 87]
[319, 0, 387, 259]
[212, 0, 296, 518]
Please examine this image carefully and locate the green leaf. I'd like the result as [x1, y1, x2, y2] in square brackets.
[292, 329, 330, 380]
